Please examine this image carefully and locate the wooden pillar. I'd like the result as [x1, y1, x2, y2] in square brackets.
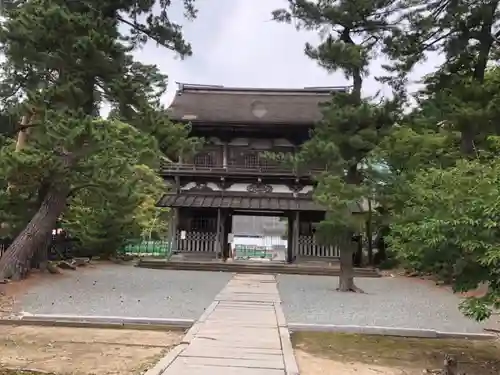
[167, 208, 178, 256]
[366, 199, 373, 266]
[222, 211, 230, 260]
[287, 213, 294, 263]
[353, 233, 363, 267]
[215, 208, 221, 257]
[167, 209, 174, 256]
[226, 211, 233, 259]
[222, 142, 228, 168]
[293, 211, 300, 262]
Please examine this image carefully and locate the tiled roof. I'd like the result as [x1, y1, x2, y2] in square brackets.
[157, 192, 324, 212]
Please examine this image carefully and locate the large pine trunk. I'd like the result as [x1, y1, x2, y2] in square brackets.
[337, 242, 365, 293]
[1, 116, 31, 234]
[0, 184, 69, 280]
[338, 244, 355, 291]
[336, 164, 366, 293]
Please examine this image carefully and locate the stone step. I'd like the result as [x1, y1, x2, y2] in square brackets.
[136, 259, 380, 277]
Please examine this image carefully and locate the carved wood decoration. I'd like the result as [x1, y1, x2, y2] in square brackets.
[303, 190, 314, 197]
[215, 180, 231, 190]
[162, 177, 176, 186]
[188, 183, 214, 192]
[289, 184, 304, 194]
[247, 183, 273, 194]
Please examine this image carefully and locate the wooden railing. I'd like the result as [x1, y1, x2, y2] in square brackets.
[159, 162, 324, 176]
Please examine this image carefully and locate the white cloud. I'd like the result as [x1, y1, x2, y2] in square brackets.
[131, 0, 443, 107]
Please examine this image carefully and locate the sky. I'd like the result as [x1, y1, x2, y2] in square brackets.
[132, 0, 444, 107]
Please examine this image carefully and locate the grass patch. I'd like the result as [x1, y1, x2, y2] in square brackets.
[292, 331, 500, 374]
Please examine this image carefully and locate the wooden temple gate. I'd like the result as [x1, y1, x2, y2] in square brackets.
[156, 84, 359, 263]
[159, 194, 342, 262]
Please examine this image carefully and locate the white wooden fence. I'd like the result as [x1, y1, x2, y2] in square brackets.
[173, 231, 341, 258]
[298, 235, 340, 258]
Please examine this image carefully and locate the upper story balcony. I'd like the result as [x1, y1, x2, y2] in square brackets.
[159, 145, 323, 178]
[159, 162, 319, 178]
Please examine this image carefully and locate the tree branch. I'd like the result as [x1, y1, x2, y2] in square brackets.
[7, 123, 38, 137]
[117, 16, 180, 52]
[67, 183, 101, 198]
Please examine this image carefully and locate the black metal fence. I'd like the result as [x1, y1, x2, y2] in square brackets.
[0, 236, 171, 262]
[0, 235, 81, 263]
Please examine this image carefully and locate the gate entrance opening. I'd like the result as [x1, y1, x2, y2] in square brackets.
[231, 214, 286, 262]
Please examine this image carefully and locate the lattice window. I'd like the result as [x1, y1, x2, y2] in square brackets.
[190, 217, 216, 232]
[259, 152, 271, 169]
[244, 152, 259, 168]
[194, 152, 214, 167]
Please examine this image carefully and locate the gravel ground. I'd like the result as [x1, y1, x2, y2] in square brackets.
[277, 275, 487, 333]
[17, 264, 232, 319]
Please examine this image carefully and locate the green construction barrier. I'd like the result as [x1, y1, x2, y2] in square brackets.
[119, 240, 172, 257]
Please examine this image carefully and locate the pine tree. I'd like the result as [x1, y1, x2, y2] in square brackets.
[273, 0, 401, 291]
[375, 0, 500, 318]
[63, 164, 168, 257]
[383, 0, 500, 156]
[0, 0, 198, 279]
[377, 68, 500, 321]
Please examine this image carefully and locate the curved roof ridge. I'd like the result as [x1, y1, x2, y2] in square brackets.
[176, 82, 348, 94]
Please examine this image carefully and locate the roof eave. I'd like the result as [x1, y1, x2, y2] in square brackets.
[176, 83, 350, 95]
[167, 119, 318, 127]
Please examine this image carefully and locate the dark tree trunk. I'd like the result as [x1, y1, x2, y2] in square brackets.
[337, 234, 365, 293]
[336, 27, 365, 292]
[338, 242, 355, 291]
[460, 130, 476, 156]
[34, 231, 52, 271]
[472, 1, 496, 83]
[0, 184, 69, 280]
[366, 200, 373, 266]
[460, 1, 497, 158]
[336, 165, 366, 293]
[340, 28, 362, 103]
[374, 225, 389, 265]
[30, 181, 53, 271]
[352, 234, 363, 267]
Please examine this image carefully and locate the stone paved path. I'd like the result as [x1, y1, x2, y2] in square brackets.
[154, 274, 298, 375]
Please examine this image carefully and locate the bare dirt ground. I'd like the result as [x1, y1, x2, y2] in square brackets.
[0, 325, 183, 375]
[0, 280, 24, 318]
[292, 331, 500, 375]
[0, 291, 14, 318]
